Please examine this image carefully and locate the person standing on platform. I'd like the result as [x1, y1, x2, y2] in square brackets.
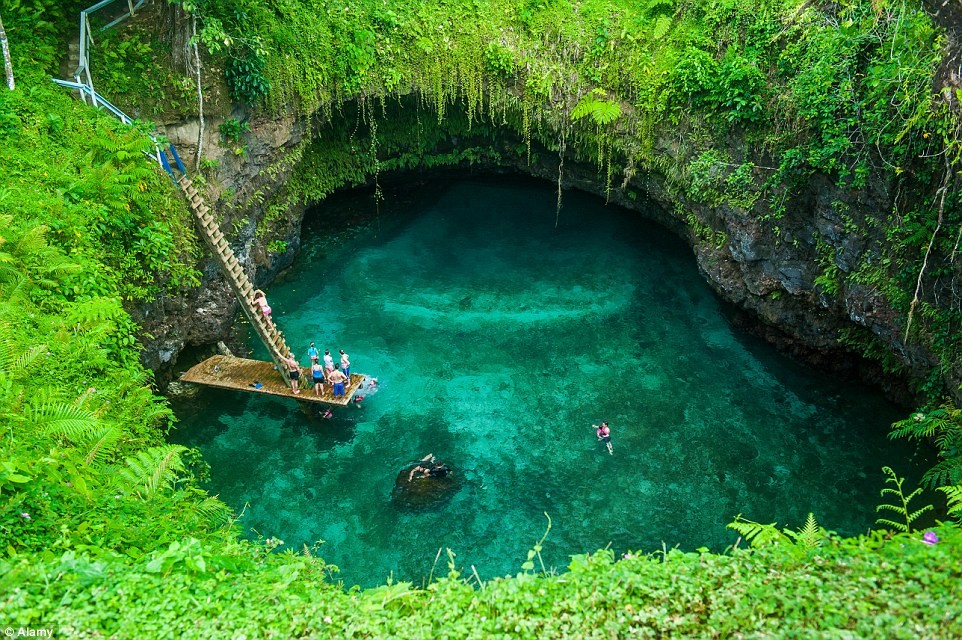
[283, 354, 301, 395]
[323, 349, 335, 372]
[311, 360, 325, 397]
[307, 342, 319, 365]
[340, 349, 351, 380]
[327, 363, 348, 398]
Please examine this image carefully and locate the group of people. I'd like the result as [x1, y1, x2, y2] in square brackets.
[408, 454, 452, 482]
[281, 343, 352, 397]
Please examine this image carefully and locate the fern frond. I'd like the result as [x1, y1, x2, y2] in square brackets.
[13, 346, 45, 373]
[118, 445, 187, 498]
[187, 496, 232, 527]
[727, 515, 784, 548]
[938, 485, 962, 521]
[922, 457, 962, 488]
[652, 15, 672, 39]
[82, 425, 123, 467]
[875, 517, 908, 533]
[875, 503, 904, 513]
[905, 504, 934, 525]
[796, 513, 822, 548]
[571, 97, 599, 122]
[34, 403, 99, 441]
[875, 466, 933, 533]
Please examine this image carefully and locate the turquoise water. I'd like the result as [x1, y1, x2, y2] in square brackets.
[170, 176, 926, 587]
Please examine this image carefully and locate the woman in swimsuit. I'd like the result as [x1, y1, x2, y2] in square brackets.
[311, 360, 325, 396]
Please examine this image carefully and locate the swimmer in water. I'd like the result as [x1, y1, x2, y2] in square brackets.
[593, 421, 613, 455]
[408, 454, 452, 481]
[321, 409, 333, 419]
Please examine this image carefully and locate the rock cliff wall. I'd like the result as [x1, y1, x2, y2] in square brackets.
[139, 93, 957, 405]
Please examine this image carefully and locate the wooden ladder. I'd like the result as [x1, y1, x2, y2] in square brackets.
[177, 175, 294, 386]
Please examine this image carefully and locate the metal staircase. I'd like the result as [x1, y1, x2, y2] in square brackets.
[177, 175, 294, 385]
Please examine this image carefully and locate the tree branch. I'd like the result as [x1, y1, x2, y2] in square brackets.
[0, 13, 14, 91]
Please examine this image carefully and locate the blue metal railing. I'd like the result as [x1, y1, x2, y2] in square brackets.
[52, 0, 186, 180]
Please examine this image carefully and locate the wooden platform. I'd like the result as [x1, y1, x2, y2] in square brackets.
[180, 355, 366, 406]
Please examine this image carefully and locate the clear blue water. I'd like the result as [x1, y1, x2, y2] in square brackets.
[170, 176, 927, 587]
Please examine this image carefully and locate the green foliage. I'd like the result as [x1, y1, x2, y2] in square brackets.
[484, 42, 515, 77]
[118, 445, 188, 500]
[941, 485, 962, 522]
[571, 89, 622, 127]
[4, 0, 962, 634]
[3, 525, 961, 637]
[92, 21, 198, 117]
[891, 406, 962, 487]
[218, 117, 250, 142]
[727, 512, 827, 549]
[876, 466, 934, 533]
[226, 46, 270, 106]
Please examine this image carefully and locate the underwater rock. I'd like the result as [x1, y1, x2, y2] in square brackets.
[391, 465, 459, 509]
[166, 380, 200, 399]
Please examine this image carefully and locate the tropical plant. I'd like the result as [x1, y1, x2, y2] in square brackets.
[875, 466, 934, 533]
[890, 406, 962, 487]
[938, 485, 962, 523]
[117, 445, 188, 500]
[727, 512, 827, 549]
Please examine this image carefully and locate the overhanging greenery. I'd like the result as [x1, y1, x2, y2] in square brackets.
[1, 0, 961, 635]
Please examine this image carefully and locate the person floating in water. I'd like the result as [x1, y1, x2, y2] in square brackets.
[408, 454, 452, 482]
[594, 421, 613, 455]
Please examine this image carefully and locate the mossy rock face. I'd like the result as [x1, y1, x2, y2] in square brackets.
[391, 465, 460, 509]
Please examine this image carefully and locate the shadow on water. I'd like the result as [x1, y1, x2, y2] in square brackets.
[169, 174, 933, 588]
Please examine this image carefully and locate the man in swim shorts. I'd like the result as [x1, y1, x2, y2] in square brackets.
[283, 354, 301, 394]
[327, 363, 348, 397]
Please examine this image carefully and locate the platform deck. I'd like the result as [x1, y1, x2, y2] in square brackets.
[180, 355, 365, 406]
